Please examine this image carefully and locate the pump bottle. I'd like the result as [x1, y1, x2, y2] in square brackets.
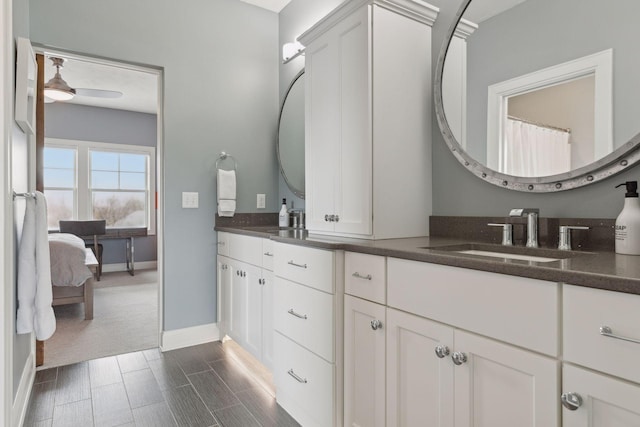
[279, 198, 290, 227]
[615, 181, 640, 255]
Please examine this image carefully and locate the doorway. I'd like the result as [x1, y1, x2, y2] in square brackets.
[35, 49, 164, 368]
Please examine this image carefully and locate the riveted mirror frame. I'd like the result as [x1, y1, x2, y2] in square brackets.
[277, 68, 305, 199]
[434, 0, 640, 193]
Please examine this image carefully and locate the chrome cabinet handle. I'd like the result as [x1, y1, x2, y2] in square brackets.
[288, 309, 308, 320]
[263, 252, 273, 257]
[352, 272, 372, 280]
[561, 392, 583, 411]
[325, 214, 332, 222]
[600, 325, 640, 345]
[288, 260, 308, 269]
[452, 352, 467, 365]
[287, 369, 308, 384]
[370, 319, 382, 330]
[258, 278, 265, 285]
[434, 345, 450, 359]
[335, 215, 340, 222]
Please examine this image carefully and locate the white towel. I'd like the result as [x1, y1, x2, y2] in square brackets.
[16, 192, 56, 340]
[217, 169, 236, 200]
[217, 169, 236, 217]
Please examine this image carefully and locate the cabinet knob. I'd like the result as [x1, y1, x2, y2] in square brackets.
[370, 319, 382, 330]
[335, 215, 340, 222]
[451, 351, 467, 365]
[560, 392, 583, 411]
[434, 345, 450, 359]
[325, 214, 331, 222]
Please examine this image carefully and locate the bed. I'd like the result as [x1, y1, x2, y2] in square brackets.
[48, 233, 99, 320]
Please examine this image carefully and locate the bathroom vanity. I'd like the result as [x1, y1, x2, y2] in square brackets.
[215, 225, 640, 427]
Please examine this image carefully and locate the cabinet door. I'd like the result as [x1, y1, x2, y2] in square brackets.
[243, 262, 263, 361]
[344, 295, 386, 427]
[305, 23, 338, 233]
[333, 6, 372, 237]
[453, 330, 559, 427]
[261, 269, 274, 370]
[227, 258, 244, 345]
[386, 308, 454, 427]
[562, 364, 640, 427]
[217, 255, 232, 337]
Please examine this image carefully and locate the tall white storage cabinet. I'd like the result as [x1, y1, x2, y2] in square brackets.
[301, 0, 438, 239]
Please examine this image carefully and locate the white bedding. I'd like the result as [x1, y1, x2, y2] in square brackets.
[48, 233, 93, 287]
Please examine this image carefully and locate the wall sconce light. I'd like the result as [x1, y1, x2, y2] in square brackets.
[282, 41, 305, 64]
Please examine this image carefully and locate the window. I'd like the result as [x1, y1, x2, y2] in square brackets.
[44, 138, 156, 234]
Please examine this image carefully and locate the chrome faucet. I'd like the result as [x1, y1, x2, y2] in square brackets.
[509, 208, 540, 248]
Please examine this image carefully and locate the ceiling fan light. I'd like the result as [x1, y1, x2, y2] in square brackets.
[44, 71, 76, 101]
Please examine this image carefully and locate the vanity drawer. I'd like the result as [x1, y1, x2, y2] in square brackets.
[229, 234, 262, 266]
[217, 232, 230, 257]
[274, 277, 335, 362]
[274, 242, 335, 293]
[387, 258, 559, 356]
[564, 285, 640, 383]
[345, 252, 386, 304]
[262, 239, 274, 271]
[274, 332, 334, 427]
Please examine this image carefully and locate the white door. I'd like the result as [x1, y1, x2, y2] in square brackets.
[227, 258, 246, 347]
[261, 269, 274, 370]
[386, 308, 454, 427]
[305, 25, 338, 233]
[243, 262, 263, 361]
[453, 330, 559, 427]
[562, 364, 640, 427]
[344, 295, 386, 427]
[217, 255, 232, 337]
[333, 6, 372, 237]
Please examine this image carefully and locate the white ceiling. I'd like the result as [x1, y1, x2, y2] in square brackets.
[43, 0, 293, 115]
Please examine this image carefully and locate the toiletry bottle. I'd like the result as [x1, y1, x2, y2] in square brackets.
[615, 181, 640, 255]
[279, 198, 290, 227]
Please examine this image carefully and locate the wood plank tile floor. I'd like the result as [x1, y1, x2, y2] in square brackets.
[24, 341, 300, 427]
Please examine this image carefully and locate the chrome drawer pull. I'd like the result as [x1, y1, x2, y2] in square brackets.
[288, 260, 308, 269]
[287, 369, 308, 384]
[352, 272, 372, 280]
[288, 309, 308, 320]
[600, 326, 640, 345]
[264, 252, 274, 257]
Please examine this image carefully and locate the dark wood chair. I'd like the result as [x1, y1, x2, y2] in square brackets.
[59, 220, 106, 280]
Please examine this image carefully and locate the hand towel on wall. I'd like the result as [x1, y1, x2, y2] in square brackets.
[16, 192, 56, 340]
[217, 169, 236, 217]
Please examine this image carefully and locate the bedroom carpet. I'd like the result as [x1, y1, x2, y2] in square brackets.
[40, 269, 159, 369]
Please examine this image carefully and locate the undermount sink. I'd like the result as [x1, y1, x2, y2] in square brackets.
[423, 243, 589, 263]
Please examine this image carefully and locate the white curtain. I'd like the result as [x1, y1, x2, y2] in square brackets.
[503, 118, 571, 177]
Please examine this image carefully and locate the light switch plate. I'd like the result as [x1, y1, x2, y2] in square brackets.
[182, 192, 199, 208]
[257, 193, 266, 209]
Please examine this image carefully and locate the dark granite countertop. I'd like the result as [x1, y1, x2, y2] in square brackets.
[215, 225, 640, 295]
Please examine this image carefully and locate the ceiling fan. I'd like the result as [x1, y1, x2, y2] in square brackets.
[44, 57, 123, 102]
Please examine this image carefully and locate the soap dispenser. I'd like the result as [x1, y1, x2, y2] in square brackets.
[279, 198, 290, 227]
[615, 181, 640, 255]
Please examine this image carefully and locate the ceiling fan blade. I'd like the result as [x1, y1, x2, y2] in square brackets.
[74, 88, 123, 98]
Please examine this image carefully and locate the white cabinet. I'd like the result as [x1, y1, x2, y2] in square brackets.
[344, 295, 386, 427]
[344, 256, 561, 427]
[273, 242, 343, 427]
[562, 364, 640, 427]
[562, 285, 640, 424]
[301, 0, 437, 239]
[216, 233, 274, 369]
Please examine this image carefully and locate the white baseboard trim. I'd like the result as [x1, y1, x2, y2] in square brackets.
[160, 323, 220, 352]
[12, 352, 35, 427]
[102, 261, 157, 273]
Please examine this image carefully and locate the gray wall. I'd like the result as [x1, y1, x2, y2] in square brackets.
[465, 0, 640, 163]
[29, 0, 279, 330]
[12, 0, 33, 399]
[277, 0, 343, 209]
[430, 0, 640, 218]
[45, 103, 158, 264]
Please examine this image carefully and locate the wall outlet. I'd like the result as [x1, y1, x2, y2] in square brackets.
[182, 192, 199, 208]
[257, 193, 266, 209]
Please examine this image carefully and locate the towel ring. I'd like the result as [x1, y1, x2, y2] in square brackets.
[215, 151, 238, 172]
